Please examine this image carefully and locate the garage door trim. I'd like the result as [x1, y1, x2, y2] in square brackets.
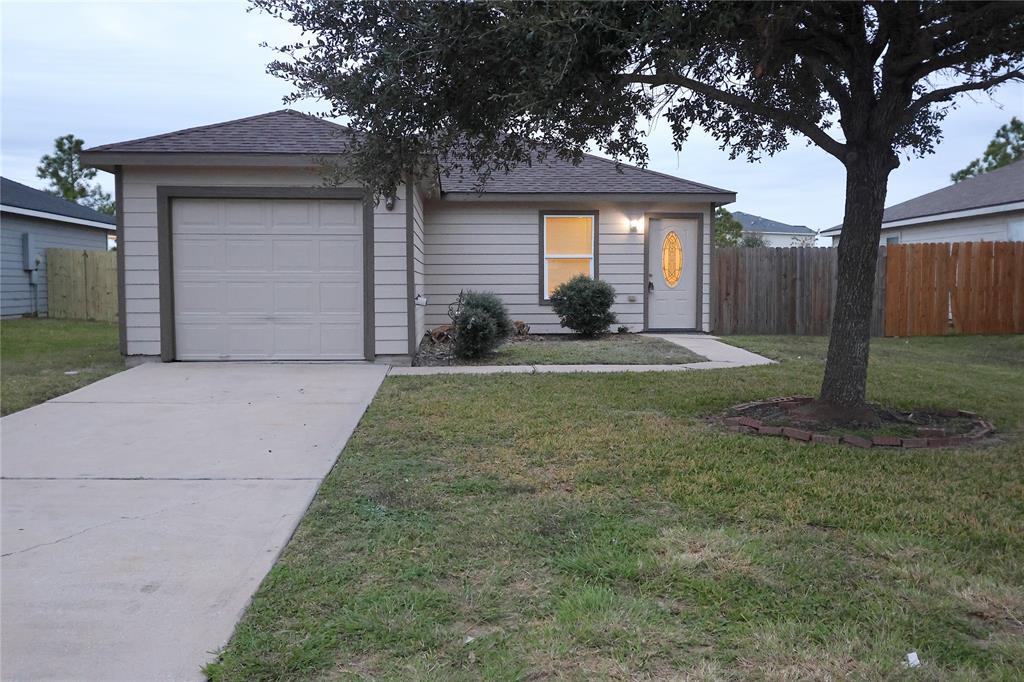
[156, 186, 374, 361]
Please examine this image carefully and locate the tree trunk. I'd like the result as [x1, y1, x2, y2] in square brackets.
[818, 152, 893, 411]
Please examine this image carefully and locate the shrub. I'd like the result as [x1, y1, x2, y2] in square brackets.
[550, 275, 617, 337]
[454, 302, 500, 358]
[461, 291, 512, 339]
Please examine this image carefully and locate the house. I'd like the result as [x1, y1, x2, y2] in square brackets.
[820, 159, 1024, 246]
[731, 211, 817, 247]
[1, 177, 115, 318]
[80, 110, 735, 362]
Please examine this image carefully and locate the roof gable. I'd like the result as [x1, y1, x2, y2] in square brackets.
[1, 177, 115, 226]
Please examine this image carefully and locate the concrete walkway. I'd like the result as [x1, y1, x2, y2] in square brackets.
[389, 333, 774, 376]
[1, 362, 386, 682]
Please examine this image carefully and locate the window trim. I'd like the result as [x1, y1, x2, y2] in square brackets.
[538, 210, 599, 304]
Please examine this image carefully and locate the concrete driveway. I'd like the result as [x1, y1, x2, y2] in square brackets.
[1, 362, 386, 682]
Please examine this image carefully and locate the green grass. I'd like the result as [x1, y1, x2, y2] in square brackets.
[206, 335, 1024, 681]
[468, 334, 706, 365]
[1, 318, 123, 415]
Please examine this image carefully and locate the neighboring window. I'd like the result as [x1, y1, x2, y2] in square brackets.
[542, 214, 595, 299]
[886, 235, 900, 245]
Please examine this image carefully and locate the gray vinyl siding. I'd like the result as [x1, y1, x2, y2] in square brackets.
[423, 199, 713, 334]
[1, 212, 109, 317]
[411, 185, 426, 346]
[119, 166, 412, 357]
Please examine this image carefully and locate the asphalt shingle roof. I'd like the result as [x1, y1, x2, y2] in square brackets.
[85, 110, 734, 197]
[84, 110, 350, 155]
[822, 159, 1024, 235]
[439, 152, 732, 195]
[1, 177, 115, 226]
[731, 211, 814, 235]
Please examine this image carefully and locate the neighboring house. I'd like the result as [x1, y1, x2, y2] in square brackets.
[731, 211, 817, 247]
[821, 159, 1024, 246]
[1, 177, 115, 318]
[80, 109, 735, 362]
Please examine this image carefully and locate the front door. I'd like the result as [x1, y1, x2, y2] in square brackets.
[648, 217, 699, 329]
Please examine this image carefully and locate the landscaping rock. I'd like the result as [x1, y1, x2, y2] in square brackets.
[842, 435, 873, 449]
[871, 435, 902, 447]
[782, 427, 812, 441]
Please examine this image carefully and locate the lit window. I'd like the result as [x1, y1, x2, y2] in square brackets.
[543, 214, 595, 299]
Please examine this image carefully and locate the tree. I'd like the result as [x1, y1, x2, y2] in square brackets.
[741, 232, 768, 248]
[950, 117, 1024, 182]
[714, 207, 744, 247]
[253, 0, 1024, 420]
[36, 134, 114, 215]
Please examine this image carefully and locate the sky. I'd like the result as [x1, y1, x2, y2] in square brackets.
[3, 0, 1022, 234]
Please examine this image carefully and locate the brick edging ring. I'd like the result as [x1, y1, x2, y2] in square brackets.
[723, 396, 996, 449]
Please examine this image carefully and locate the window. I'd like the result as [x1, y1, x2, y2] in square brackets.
[886, 235, 900, 245]
[542, 213, 596, 299]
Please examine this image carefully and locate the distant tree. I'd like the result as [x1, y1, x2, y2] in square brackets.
[714, 207, 744, 246]
[950, 117, 1024, 182]
[740, 232, 767, 247]
[36, 134, 114, 215]
[791, 234, 819, 247]
[255, 0, 1024, 421]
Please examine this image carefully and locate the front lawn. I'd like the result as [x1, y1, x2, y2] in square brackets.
[418, 333, 706, 366]
[0, 318, 123, 415]
[207, 335, 1024, 680]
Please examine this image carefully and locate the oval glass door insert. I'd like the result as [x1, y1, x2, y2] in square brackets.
[662, 231, 683, 287]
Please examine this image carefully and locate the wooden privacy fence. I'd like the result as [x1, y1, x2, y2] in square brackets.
[712, 242, 1023, 337]
[46, 248, 118, 322]
[713, 246, 886, 336]
[885, 241, 1024, 336]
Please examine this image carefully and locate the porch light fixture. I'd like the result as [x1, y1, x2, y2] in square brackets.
[630, 218, 643, 233]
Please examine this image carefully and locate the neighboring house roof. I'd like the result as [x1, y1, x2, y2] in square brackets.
[1, 177, 115, 230]
[821, 159, 1024, 236]
[82, 109, 734, 199]
[731, 211, 815, 235]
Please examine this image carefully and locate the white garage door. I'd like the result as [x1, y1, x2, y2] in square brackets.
[172, 198, 364, 360]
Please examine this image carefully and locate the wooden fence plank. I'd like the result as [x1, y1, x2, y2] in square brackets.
[45, 249, 118, 322]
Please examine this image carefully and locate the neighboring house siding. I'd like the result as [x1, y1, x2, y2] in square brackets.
[828, 209, 1024, 246]
[757, 232, 814, 247]
[119, 166, 411, 357]
[0, 213, 108, 317]
[423, 200, 712, 334]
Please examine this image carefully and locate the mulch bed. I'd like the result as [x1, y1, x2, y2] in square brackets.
[723, 396, 997, 449]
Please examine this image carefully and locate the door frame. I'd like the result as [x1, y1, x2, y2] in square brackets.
[643, 212, 704, 332]
[156, 186, 375, 362]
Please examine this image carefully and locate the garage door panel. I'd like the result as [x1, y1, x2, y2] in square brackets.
[226, 282, 272, 314]
[320, 323, 363, 356]
[319, 238, 362, 271]
[172, 198, 364, 360]
[175, 237, 226, 271]
[274, 282, 316, 314]
[225, 239, 272, 271]
[175, 282, 223, 313]
[321, 283, 361, 313]
[319, 201, 360, 232]
[272, 239, 318, 271]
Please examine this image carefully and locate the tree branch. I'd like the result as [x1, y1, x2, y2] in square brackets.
[626, 72, 847, 160]
[906, 70, 1024, 120]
